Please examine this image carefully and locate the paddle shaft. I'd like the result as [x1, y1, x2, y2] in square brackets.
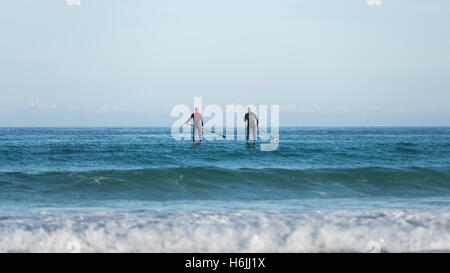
[187, 124, 225, 138]
[259, 127, 277, 140]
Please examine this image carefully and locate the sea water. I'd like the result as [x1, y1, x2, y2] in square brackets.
[0, 127, 449, 252]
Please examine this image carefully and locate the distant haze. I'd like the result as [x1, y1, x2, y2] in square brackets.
[1, 0, 449, 126]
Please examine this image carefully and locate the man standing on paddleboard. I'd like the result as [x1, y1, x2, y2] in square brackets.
[244, 106, 259, 143]
[185, 107, 204, 143]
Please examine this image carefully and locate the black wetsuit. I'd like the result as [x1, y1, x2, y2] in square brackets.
[244, 112, 258, 142]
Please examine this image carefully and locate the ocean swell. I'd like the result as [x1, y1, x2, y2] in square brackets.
[0, 167, 449, 200]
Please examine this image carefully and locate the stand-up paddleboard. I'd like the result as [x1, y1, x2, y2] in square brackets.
[246, 142, 257, 150]
[191, 142, 202, 148]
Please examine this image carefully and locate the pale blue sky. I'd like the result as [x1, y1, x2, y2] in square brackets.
[0, 0, 449, 126]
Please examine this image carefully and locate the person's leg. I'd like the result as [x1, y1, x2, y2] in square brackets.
[251, 126, 257, 142]
[193, 125, 200, 143]
[246, 126, 249, 143]
[198, 126, 202, 142]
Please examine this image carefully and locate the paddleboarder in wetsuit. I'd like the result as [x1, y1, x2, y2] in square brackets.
[244, 106, 258, 143]
[185, 107, 204, 143]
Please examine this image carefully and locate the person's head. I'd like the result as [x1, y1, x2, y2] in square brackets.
[248, 106, 252, 113]
[195, 107, 200, 113]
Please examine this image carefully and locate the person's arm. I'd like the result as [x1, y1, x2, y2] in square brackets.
[201, 114, 204, 127]
[185, 113, 194, 124]
[256, 114, 259, 127]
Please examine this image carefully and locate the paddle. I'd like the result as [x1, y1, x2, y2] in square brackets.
[258, 127, 279, 143]
[203, 127, 226, 138]
[186, 124, 226, 138]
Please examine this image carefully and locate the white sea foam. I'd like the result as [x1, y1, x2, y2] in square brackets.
[0, 209, 449, 252]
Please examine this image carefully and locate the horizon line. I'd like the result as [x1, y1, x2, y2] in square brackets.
[0, 125, 449, 129]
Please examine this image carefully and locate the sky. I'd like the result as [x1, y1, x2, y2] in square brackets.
[0, 0, 449, 126]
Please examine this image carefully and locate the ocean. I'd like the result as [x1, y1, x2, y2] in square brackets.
[0, 127, 449, 252]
